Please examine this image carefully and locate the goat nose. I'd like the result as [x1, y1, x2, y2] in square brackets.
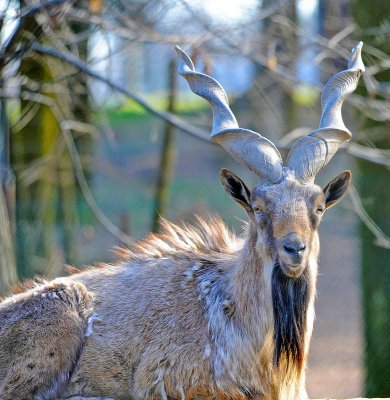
[283, 242, 306, 255]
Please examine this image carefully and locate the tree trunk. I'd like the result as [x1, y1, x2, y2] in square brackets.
[0, 183, 17, 296]
[11, 10, 79, 277]
[12, 50, 61, 277]
[352, 0, 390, 396]
[152, 58, 177, 232]
[0, 8, 17, 296]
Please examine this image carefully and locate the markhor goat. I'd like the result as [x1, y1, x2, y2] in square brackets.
[0, 43, 364, 400]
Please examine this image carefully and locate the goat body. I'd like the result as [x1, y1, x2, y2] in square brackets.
[0, 219, 316, 400]
[0, 43, 364, 400]
[0, 217, 316, 400]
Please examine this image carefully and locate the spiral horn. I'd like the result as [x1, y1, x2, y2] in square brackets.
[286, 42, 365, 183]
[176, 46, 283, 183]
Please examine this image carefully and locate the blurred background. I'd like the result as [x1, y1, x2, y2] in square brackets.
[0, 0, 389, 398]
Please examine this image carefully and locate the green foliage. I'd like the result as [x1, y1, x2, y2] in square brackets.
[291, 83, 319, 106]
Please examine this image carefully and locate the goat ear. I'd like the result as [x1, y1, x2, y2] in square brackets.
[323, 170, 352, 209]
[220, 168, 252, 212]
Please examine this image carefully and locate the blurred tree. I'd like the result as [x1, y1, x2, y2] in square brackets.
[0, 17, 17, 294]
[0, 184, 17, 296]
[61, 0, 97, 263]
[319, 0, 350, 38]
[70, 0, 95, 182]
[151, 57, 177, 232]
[352, 0, 390, 396]
[11, 3, 79, 277]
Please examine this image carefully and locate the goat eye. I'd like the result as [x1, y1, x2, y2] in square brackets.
[316, 206, 325, 214]
[253, 206, 262, 214]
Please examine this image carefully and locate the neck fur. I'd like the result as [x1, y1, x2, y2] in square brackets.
[231, 221, 316, 375]
[231, 221, 274, 333]
[204, 221, 317, 394]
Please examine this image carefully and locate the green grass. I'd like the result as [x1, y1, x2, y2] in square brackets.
[107, 93, 208, 119]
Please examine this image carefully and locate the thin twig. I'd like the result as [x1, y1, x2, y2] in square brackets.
[1, 0, 71, 56]
[347, 142, 390, 168]
[349, 184, 390, 249]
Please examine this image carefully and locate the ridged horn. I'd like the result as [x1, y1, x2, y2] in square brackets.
[286, 42, 365, 183]
[175, 46, 283, 183]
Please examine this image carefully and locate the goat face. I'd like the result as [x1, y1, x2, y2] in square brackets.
[221, 168, 351, 278]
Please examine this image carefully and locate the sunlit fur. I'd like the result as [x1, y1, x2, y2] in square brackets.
[117, 216, 242, 263]
[0, 170, 351, 400]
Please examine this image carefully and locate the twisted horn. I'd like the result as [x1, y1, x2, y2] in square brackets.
[175, 46, 283, 183]
[286, 42, 365, 183]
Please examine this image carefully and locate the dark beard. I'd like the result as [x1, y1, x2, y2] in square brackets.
[271, 261, 311, 372]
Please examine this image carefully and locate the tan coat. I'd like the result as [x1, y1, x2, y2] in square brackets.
[0, 216, 318, 400]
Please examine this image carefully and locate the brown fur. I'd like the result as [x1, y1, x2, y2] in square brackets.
[65, 264, 82, 275]
[272, 214, 311, 242]
[0, 281, 92, 400]
[11, 276, 49, 294]
[0, 170, 350, 400]
[118, 216, 241, 262]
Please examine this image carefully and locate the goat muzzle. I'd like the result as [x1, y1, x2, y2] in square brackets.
[276, 233, 308, 278]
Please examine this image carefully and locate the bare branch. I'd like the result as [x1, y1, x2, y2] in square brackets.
[1, 0, 71, 56]
[347, 142, 390, 168]
[31, 43, 214, 144]
[19, 0, 71, 19]
[27, 43, 390, 172]
[20, 90, 133, 244]
[349, 185, 390, 249]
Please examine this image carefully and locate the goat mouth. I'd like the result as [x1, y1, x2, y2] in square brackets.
[276, 259, 305, 278]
